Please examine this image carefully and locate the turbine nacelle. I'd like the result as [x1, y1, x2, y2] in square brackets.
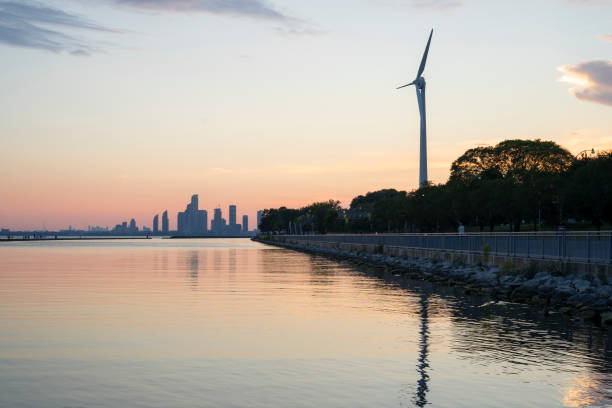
[415, 77, 426, 90]
[396, 75, 425, 90]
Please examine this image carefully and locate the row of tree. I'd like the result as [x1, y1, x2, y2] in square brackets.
[259, 140, 612, 233]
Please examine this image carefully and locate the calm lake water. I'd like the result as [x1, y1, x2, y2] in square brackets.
[0, 238, 610, 407]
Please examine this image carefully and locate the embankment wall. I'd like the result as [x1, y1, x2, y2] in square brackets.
[263, 236, 611, 276]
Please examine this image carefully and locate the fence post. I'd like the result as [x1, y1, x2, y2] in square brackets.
[586, 232, 590, 263]
[507, 234, 511, 256]
[527, 233, 530, 258]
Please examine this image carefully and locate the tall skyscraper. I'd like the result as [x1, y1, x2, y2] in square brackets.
[129, 218, 137, 232]
[211, 207, 227, 235]
[201, 211, 208, 234]
[162, 210, 169, 233]
[153, 214, 159, 233]
[257, 210, 263, 230]
[227, 205, 241, 234]
[242, 215, 248, 233]
[177, 194, 207, 236]
[229, 205, 237, 226]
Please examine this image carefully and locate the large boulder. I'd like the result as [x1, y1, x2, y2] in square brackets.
[572, 278, 592, 293]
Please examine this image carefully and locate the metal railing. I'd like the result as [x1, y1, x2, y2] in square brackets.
[281, 232, 612, 264]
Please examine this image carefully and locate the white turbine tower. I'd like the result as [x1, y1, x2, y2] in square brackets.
[398, 29, 433, 188]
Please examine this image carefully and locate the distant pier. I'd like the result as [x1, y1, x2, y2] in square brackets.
[0, 235, 152, 242]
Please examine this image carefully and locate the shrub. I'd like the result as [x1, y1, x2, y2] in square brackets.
[499, 260, 519, 276]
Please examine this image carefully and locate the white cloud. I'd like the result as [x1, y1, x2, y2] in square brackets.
[558, 60, 612, 107]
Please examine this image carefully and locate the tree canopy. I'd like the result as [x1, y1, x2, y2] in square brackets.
[259, 140, 611, 233]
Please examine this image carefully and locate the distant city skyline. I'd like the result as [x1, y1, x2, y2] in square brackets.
[0, 197, 263, 232]
[2, 194, 261, 234]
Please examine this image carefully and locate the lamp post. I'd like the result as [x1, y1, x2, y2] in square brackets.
[575, 148, 595, 160]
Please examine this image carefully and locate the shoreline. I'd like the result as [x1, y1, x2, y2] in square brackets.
[254, 236, 612, 327]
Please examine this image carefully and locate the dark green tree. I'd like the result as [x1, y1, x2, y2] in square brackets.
[565, 152, 612, 229]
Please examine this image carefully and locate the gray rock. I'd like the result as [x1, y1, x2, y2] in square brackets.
[595, 285, 612, 298]
[533, 271, 550, 281]
[473, 270, 497, 286]
[572, 279, 592, 293]
[567, 293, 602, 309]
[555, 281, 576, 297]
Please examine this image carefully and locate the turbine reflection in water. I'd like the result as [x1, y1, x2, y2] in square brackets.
[414, 293, 430, 407]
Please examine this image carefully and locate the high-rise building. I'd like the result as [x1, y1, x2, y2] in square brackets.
[210, 207, 227, 235]
[153, 214, 159, 233]
[242, 215, 248, 233]
[257, 210, 263, 230]
[227, 205, 241, 234]
[177, 194, 207, 236]
[201, 210, 208, 234]
[129, 218, 137, 232]
[229, 205, 236, 225]
[162, 211, 169, 233]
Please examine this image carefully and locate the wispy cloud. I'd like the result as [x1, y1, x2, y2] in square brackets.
[0, 1, 116, 55]
[563, 0, 612, 5]
[375, 0, 462, 11]
[410, 0, 462, 10]
[112, 0, 290, 21]
[275, 25, 327, 36]
[600, 34, 612, 43]
[558, 60, 612, 107]
[111, 0, 322, 35]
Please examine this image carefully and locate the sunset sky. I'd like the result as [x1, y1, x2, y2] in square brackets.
[1, 0, 611, 230]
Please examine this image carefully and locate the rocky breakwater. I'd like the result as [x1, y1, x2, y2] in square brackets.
[254, 237, 612, 326]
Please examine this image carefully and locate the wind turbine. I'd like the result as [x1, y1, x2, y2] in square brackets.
[397, 29, 433, 188]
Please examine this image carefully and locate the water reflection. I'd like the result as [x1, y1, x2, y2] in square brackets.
[1, 240, 611, 408]
[349, 262, 611, 407]
[178, 250, 200, 289]
[414, 293, 430, 408]
[229, 248, 236, 275]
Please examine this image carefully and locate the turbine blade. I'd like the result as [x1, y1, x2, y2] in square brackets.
[416, 29, 433, 78]
[397, 80, 416, 89]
